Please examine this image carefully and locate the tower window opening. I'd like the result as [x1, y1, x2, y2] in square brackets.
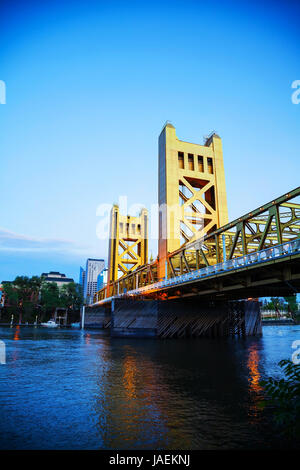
[178, 152, 184, 169]
[188, 154, 194, 171]
[198, 156, 204, 172]
[207, 157, 214, 174]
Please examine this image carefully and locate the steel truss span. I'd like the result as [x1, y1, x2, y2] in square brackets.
[94, 187, 300, 304]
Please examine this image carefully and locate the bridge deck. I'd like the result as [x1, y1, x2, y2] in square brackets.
[92, 239, 300, 306]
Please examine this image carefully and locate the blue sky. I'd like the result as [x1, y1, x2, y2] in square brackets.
[0, 0, 299, 282]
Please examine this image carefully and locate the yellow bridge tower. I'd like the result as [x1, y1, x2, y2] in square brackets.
[158, 123, 228, 279]
[107, 205, 148, 285]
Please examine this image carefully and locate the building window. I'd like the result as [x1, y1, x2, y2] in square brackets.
[188, 154, 194, 171]
[207, 157, 214, 174]
[178, 151, 184, 169]
[198, 156, 204, 172]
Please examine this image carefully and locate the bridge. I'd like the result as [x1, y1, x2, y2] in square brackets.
[95, 238, 300, 303]
[84, 124, 300, 338]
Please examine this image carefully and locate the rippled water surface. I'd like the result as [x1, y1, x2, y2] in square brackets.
[0, 325, 299, 449]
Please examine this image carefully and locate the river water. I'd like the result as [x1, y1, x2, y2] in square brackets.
[0, 324, 299, 450]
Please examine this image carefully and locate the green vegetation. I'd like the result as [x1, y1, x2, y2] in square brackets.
[1, 276, 83, 323]
[284, 296, 300, 322]
[261, 295, 299, 322]
[261, 297, 287, 312]
[260, 359, 300, 439]
[1, 276, 41, 323]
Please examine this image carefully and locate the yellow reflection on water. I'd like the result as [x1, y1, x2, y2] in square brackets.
[13, 325, 20, 341]
[123, 352, 137, 400]
[247, 344, 263, 394]
[247, 343, 264, 421]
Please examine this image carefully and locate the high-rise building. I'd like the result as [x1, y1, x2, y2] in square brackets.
[79, 266, 85, 290]
[97, 268, 108, 291]
[84, 258, 105, 304]
[102, 268, 108, 286]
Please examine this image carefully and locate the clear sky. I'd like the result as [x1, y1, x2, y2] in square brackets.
[0, 0, 299, 282]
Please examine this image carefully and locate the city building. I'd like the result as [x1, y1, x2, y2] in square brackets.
[84, 259, 105, 304]
[97, 268, 108, 291]
[41, 271, 74, 288]
[79, 266, 85, 290]
[97, 273, 103, 291]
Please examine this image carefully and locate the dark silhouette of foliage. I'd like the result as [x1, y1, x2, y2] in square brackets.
[2, 276, 41, 322]
[60, 282, 83, 311]
[260, 359, 300, 439]
[284, 295, 299, 322]
[40, 282, 60, 318]
[2, 276, 83, 323]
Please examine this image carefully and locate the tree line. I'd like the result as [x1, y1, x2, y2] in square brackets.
[261, 295, 299, 320]
[0, 276, 83, 324]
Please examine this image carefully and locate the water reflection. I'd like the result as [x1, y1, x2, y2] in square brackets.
[94, 339, 254, 449]
[247, 343, 263, 394]
[13, 325, 20, 341]
[123, 348, 137, 400]
[246, 342, 265, 424]
[0, 325, 299, 450]
[93, 342, 171, 449]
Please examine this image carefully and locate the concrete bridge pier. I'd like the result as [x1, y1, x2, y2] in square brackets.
[81, 304, 111, 329]
[110, 298, 262, 339]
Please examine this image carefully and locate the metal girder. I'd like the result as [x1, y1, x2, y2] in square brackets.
[94, 184, 299, 304]
[168, 186, 300, 271]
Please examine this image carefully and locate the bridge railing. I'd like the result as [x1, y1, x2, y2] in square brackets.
[167, 186, 300, 278]
[93, 187, 300, 303]
[93, 238, 300, 303]
[121, 238, 300, 296]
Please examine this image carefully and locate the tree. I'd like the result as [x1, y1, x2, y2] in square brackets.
[2, 282, 18, 321]
[260, 359, 300, 440]
[60, 282, 83, 311]
[40, 281, 83, 321]
[40, 282, 60, 319]
[284, 295, 298, 321]
[2, 276, 41, 323]
[1, 277, 83, 324]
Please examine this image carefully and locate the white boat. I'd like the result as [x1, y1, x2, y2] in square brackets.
[41, 320, 58, 328]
